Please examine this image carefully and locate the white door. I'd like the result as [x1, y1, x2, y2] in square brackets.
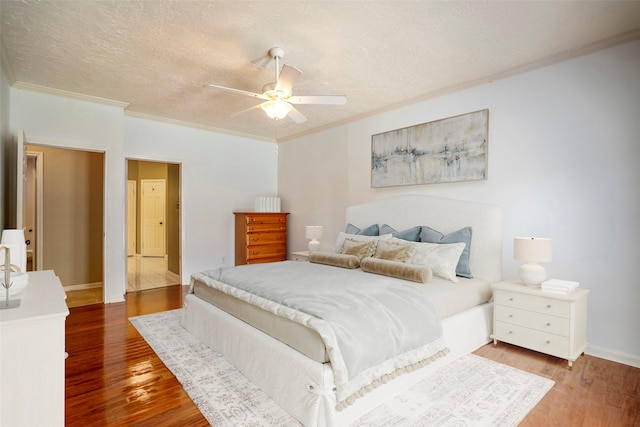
[127, 180, 137, 256]
[141, 179, 166, 257]
[15, 130, 26, 229]
[25, 151, 43, 270]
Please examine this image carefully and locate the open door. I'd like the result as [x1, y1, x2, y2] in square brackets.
[8, 129, 27, 229]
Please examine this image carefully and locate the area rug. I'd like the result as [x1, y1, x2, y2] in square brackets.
[130, 309, 554, 426]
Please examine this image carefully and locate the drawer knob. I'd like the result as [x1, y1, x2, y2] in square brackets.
[546, 340, 551, 344]
[546, 304, 552, 309]
[508, 314, 513, 318]
[508, 331, 513, 334]
[546, 322, 551, 327]
[509, 297, 514, 301]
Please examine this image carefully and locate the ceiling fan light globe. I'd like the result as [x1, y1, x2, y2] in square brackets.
[261, 100, 292, 120]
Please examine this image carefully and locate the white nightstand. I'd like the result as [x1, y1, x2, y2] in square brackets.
[491, 279, 589, 368]
[290, 251, 310, 262]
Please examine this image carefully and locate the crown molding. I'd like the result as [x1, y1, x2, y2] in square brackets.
[12, 81, 130, 109]
[123, 110, 276, 143]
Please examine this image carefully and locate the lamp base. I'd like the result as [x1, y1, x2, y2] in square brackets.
[308, 240, 320, 252]
[518, 263, 547, 287]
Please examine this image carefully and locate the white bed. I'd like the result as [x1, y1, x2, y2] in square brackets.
[182, 195, 502, 426]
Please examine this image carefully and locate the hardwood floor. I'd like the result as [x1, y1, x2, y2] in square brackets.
[65, 285, 208, 426]
[475, 344, 640, 427]
[66, 286, 640, 426]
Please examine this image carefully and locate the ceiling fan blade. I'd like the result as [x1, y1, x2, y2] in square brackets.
[275, 64, 301, 95]
[231, 103, 262, 118]
[288, 95, 347, 105]
[208, 84, 268, 100]
[287, 106, 307, 124]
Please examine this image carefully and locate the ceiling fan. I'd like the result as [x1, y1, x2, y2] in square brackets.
[208, 47, 347, 123]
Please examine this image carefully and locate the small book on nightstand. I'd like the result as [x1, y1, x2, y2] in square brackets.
[541, 279, 579, 295]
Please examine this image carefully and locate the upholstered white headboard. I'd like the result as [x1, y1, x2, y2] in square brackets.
[346, 195, 502, 283]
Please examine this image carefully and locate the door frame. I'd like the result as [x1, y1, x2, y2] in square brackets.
[26, 150, 44, 270]
[20, 136, 106, 301]
[127, 180, 137, 257]
[125, 158, 182, 287]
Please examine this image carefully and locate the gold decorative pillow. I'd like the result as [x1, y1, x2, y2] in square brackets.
[361, 257, 432, 283]
[308, 252, 360, 269]
[341, 237, 377, 260]
[374, 238, 417, 263]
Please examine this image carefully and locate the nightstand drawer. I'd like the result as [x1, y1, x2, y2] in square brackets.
[494, 321, 569, 359]
[494, 305, 570, 336]
[494, 290, 571, 318]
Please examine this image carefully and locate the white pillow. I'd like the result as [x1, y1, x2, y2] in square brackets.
[333, 232, 392, 253]
[409, 241, 466, 282]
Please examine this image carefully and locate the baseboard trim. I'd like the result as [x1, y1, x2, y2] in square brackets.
[64, 282, 102, 292]
[586, 344, 640, 368]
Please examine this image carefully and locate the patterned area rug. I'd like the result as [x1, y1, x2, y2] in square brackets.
[130, 309, 554, 426]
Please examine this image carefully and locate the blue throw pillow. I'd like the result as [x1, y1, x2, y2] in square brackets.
[420, 226, 473, 278]
[345, 223, 379, 236]
[379, 224, 421, 242]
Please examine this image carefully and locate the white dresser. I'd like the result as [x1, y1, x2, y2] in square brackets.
[0, 270, 69, 426]
[491, 280, 589, 368]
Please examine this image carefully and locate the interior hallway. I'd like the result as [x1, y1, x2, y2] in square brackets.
[65, 256, 180, 307]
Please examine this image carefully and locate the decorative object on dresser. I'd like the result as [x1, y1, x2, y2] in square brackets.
[0, 229, 27, 272]
[234, 212, 289, 265]
[492, 280, 588, 368]
[254, 196, 281, 212]
[0, 229, 29, 309]
[290, 251, 309, 262]
[514, 237, 552, 286]
[305, 225, 323, 252]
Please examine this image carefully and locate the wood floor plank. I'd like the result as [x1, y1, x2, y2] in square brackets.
[66, 286, 640, 426]
[65, 285, 208, 427]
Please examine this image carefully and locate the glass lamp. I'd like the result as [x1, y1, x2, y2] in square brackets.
[305, 226, 324, 252]
[514, 237, 552, 286]
[260, 100, 293, 120]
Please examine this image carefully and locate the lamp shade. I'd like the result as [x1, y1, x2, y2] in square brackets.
[1, 229, 27, 272]
[305, 226, 324, 240]
[514, 237, 552, 263]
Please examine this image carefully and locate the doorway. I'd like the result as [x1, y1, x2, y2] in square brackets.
[126, 160, 181, 292]
[25, 144, 105, 306]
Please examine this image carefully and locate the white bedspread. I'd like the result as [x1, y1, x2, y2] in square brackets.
[191, 261, 448, 409]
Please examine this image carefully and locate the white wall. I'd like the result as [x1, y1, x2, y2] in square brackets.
[278, 40, 640, 364]
[9, 89, 278, 302]
[123, 116, 278, 278]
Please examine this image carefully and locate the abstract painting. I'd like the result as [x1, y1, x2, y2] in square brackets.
[371, 109, 488, 187]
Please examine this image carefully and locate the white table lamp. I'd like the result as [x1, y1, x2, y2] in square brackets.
[1, 229, 27, 273]
[305, 226, 324, 252]
[514, 237, 552, 286]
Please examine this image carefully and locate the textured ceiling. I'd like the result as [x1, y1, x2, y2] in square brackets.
[1, 1, 640, 142]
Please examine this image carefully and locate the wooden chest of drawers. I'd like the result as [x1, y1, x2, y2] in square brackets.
[491, 280, 589, 368]
[234, 212, 289, 265]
